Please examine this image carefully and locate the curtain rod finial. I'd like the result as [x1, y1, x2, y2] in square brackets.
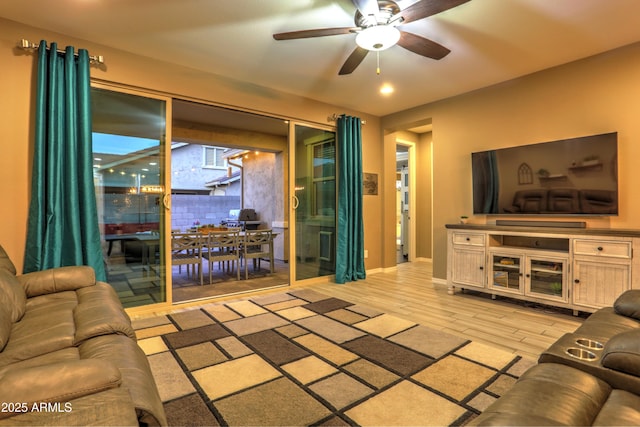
[20, 39, 37, 50]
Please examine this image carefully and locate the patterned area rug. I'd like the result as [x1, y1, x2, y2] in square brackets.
[133, 289, 534, 426]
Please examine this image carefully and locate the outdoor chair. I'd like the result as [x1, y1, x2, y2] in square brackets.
[171, 232, 204, 285]
[204, 229, 241, 282]
[242, 229, 274, 280]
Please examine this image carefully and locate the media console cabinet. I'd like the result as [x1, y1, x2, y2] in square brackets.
[446, 224, 640, 314]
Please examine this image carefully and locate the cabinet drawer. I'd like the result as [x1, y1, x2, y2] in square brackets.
[573, 239, 632, 259]
[452, 232, 485, 246]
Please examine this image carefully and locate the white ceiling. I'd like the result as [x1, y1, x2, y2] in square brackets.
[3, 0, 640, 117]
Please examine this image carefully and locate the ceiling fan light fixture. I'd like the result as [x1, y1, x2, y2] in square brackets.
[355, 25, 400, 51]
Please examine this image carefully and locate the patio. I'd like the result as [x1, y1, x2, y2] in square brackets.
[105, 243, 289, 307]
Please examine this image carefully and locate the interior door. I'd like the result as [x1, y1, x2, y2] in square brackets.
[91, 84, 171, 309]
[291, 123, 337, 281]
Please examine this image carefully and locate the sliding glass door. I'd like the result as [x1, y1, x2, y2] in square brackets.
[292, 124, 337, 280]
[91, 85, 170, 308]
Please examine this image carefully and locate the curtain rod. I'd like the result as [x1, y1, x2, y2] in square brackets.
[327, 113, 367, 125]
[18, 39, 105, 65]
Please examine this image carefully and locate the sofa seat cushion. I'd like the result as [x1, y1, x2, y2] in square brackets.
[469, 363, 613, 426]
[79, 334, 167, 426]
[0, 359, 122, 420]
[24, 290, 78, 311]
[0, 387, 140, 426]
[0, 307, 76, 367]
[0, 347, 79, 377]
[74, 283, 135, 343]
[592, 389, 640, 426]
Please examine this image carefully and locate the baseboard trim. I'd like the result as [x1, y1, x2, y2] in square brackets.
[432, 277, 447, 286]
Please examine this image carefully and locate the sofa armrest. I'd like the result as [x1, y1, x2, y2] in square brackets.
[0, 359, 121, 419]
[18, 266, 96, 297]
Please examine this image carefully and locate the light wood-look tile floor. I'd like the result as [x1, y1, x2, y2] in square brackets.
[309, 261, 585, 360]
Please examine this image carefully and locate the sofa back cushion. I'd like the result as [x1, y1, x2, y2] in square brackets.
[0, 245, 16, 275]
[601, 330, 640, 377]
[0, 269, 26, 322]
[614, 289, 640, 320]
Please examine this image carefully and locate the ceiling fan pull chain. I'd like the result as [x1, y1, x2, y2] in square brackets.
[376, 51, 381, 75]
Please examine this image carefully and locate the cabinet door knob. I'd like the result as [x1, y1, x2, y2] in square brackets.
[597, 246, 603, 251]
[525, 274, 530, 278]
[479, 266, 484, 270]
[466, 237, 470, 241]
[574, 279, 580, 284]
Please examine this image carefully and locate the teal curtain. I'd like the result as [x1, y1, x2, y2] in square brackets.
[24, 41, 106, 281]
[335, 115, 366, 284]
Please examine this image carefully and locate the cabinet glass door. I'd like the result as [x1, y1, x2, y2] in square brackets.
[491, 254, 522, 293]
[528, 257, 566, 299]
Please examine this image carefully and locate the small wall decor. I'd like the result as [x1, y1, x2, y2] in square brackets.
[363, 173, 378, 195]
[518, 163, 533, 185]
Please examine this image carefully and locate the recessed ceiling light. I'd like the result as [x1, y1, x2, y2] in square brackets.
[380, 83, 394, 95]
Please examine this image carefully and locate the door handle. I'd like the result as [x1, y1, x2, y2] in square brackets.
[163, 193, 171, 210]
[292, 195, 300, 210]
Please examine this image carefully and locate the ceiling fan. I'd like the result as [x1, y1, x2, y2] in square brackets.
[273, 0, 471, 75]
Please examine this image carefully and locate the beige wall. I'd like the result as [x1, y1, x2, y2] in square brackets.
[7, 17, 637, 283]
[383, 41, 640, 281]
[0, 18, 384, 274]
[416, 132, 433, 260]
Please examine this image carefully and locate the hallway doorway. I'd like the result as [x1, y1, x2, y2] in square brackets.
[396, 145, 410, 264]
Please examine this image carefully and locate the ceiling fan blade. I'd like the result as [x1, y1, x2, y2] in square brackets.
[397, 0, 471, 25]
[397, 31, 451, 60]
[273, 27, 358, 40]
[352, 0, 380, 17]
[339, 46, 369, 75]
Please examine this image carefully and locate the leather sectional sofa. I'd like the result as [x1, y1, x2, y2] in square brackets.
[470, 290, 640, 425]
[0, 246, 166, 426]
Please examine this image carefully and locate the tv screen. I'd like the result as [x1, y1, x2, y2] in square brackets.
[472, 132, 618, 216]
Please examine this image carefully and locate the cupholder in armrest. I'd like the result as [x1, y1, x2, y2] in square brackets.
[575, 338, 604, 350]
[601, 330, 640, 377]
[565, 347, 598, 361]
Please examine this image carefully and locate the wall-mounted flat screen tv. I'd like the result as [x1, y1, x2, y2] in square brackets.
[472, 132, 618, 216]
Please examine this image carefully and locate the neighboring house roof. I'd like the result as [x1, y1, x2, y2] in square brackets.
[205, 170, 241, 188]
